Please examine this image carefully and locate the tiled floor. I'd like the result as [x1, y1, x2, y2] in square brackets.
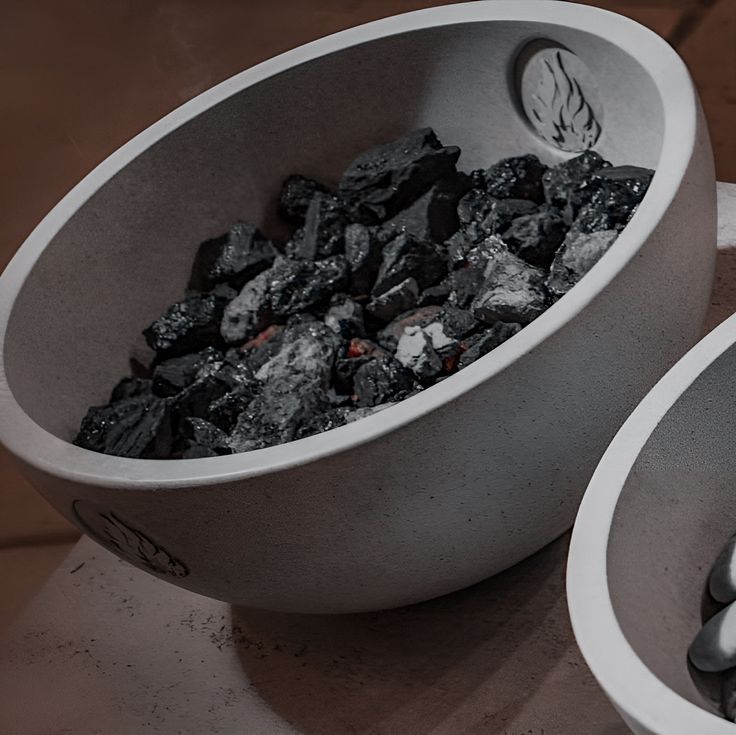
[1, 0, 734, 631]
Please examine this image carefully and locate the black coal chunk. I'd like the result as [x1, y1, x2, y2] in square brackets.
[285, 192, 349, 260]
[270, 255, 349, 318]
[373, 233, 447, 296]
[221, 256, 348, 343]
[278, 175, 331, 224]
[175, 417, 231, 458]
[482, 155, 546, 203]
[542, 150, 611, 210]
[143, 291, 229, 358]
[236, 324, 285, 372]
[324, 294, 365, 339]
[353, 356, 416, 407]
[339, 128, 460, 221]
[457, 322, 522, 370]
[378, 172, 472, 244]
[417, 280, 452, 307]
[572, 166, 654, 233]
[206, 386, 257, 432]
[365, 277, 419, 323]
[438, 304, 480, 340]
[188, 222, 276, 292]
[457, 190, 537, 243]
[110, 377, 152, 403]
[501, 205, 567, 268]
[152, 347, 223, 397]
[74, 395, 173, 459]
[172, 361, 233, 421]
[546, 229, 619, 297]
[470, 246, 549, 325]
[446, 267, 484, 310]
[344, 223, 382, 296]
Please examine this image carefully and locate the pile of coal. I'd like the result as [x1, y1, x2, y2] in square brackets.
[689, 533, 736, 721]
[74, 128, 653, 459]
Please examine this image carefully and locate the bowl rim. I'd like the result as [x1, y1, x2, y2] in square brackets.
[567, 311, 736, 733]
[0, 0, 698, 489]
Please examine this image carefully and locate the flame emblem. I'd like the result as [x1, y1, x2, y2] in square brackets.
[73, 500, 189, 578]
[526, 50, 601, 152]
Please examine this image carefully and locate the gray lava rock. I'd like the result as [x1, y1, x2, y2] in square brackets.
[227, 374, 327, 452]
[501, 205, 567, 268]
[471, 247, 548, 325]
[546, 229, 619, 297]
[457, 322, 522, 370]
[372, 233, 447, 296]
[255, 319, 339, 389]
[353, 356, 416, 407]
[365, 277, 419, 323]
[278, 174, 331, 225]
[690, 602, 736, 672]
[339, 128, 460, 221]
[710, 535, 736, 604]
[395, 326, 443, 382]
[542, 151, 611, 210]
[344, 223, 382, 296]
[188, 222, 276, 292]
[144, 292, 229, 358]
[324, 295, 365, 339]
[378, 172, 472, 244]
[482, 155, 546, 203]
[220, 269, 274, 344]
[74, 395, 173, 459]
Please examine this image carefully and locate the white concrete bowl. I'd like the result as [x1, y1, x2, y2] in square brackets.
[0, 1, 716, 613]
[567, 302, 736, 734]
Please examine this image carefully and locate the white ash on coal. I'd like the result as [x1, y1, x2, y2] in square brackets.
[74, 127, 653, 458]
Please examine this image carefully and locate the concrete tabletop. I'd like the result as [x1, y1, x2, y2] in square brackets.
[1, 182, 735, 735]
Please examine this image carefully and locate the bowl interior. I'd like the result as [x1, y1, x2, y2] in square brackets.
[606, 344, 736, 715]
[3, 18, 664, 442]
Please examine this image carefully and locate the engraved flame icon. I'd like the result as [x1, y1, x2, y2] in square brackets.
[528, 50, 601, 152]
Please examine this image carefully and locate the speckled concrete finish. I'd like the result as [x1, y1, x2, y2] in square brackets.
[0, 183, 732, 735]
[0, 1, 718, 614]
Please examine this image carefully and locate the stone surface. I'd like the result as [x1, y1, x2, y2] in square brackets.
[143, 292, 228, 358]
[353, 356, 416, 407]
[690, 602, 736, 672]
[338, 127, 460, 221]
[471, 247, 549, 325]
[546, 229, 619, 297]
[482, 154, 546, 203]
[188, 221, 276, 291]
